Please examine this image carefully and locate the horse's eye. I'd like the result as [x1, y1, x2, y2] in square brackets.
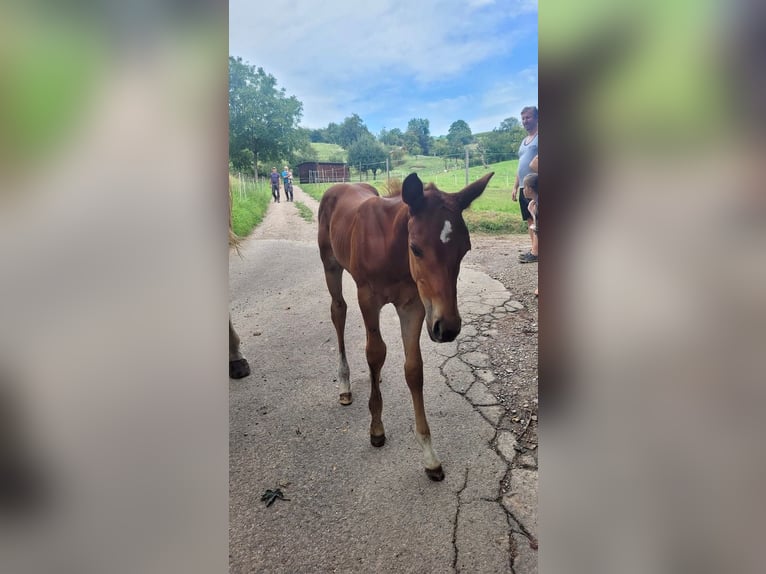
[410, 244, 424, 258]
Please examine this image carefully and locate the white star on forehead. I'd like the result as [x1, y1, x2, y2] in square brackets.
[440, 220, 452, 244]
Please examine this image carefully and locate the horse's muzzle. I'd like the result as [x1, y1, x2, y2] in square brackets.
[429, 317, 461, 343]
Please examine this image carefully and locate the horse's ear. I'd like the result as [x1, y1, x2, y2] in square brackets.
[456, 172, 494, 211]
[402, 173, 426, 213]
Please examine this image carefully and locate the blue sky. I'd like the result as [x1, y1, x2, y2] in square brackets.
[229, 0, 537, 137]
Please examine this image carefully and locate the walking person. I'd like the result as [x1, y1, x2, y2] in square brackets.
[282, 165, 293, 202]
[270, 167, 281, 203]
[512, 106, 539, 263]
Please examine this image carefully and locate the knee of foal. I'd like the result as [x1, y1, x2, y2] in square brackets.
[404, 359, 423, 384]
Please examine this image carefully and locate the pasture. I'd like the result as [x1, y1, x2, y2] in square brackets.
[300, 159, 526, 234]
[310, 142, 347, 162]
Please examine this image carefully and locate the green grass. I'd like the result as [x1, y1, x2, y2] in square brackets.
[309, 142, 347, 162]
[294, 201, 313, 222]
[230, 178, 271, 237]
[297, 158, 525, 234]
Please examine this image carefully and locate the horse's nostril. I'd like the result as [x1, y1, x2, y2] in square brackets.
[432, 320, 442, 339]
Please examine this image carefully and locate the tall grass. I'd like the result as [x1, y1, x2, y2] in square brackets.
[230, 177, 271, 237]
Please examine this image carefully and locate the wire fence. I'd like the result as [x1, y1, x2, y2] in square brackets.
[230, 173, 266, 200]
[307, 169, 348, 183]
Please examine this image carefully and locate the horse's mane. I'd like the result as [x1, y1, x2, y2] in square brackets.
[382, 178, 403, 197]
[382, 177, 437, 198]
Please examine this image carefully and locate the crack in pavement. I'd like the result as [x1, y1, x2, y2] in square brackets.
[438, 284, 538, 573]
[452, 466, 470, 573]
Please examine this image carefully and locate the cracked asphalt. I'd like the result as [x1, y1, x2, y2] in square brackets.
[229, 185, 537, 573]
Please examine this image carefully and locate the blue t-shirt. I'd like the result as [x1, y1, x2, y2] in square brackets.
[270, 172, 280, 184]
[517, 133, 538, 187]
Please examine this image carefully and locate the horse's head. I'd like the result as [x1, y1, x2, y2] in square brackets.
[402, 172, 494, 343]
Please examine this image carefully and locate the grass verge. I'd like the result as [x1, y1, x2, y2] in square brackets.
[294, 201, 313, 222]
[231, 179, 271, 237]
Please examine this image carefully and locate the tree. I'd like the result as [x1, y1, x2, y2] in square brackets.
[447, 120, 473, 155]
[380, 127, 404, 146]
[347, 135, 387, 179]
[309, 128, 326, 142]
[229, 56, 307, 174]
[430, 137, 451, 169]
[403, 130, 422, 156]
[406, 118, 431, 155]
[324, 122, 341, 144]
[337, 114, 373, 148]
[497, 117, 521, 132]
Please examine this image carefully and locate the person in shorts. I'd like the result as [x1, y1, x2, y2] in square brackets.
[512, 106, 538, 263]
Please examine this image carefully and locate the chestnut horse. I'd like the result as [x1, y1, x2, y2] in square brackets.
[318, 171, 494, 480]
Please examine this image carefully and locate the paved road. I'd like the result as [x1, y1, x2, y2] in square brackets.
[229, 185, 536, 573]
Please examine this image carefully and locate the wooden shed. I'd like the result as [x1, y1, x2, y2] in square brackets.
[295, 162, 349, 184]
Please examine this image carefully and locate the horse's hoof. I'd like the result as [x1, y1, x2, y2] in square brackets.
[339, 392, 353, 405]
[229, 358, 251, 379]
[370, 433, 386, 448]
[425, 465, 445, 482]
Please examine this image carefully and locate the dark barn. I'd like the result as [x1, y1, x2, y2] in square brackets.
[295, 162, 349, 184]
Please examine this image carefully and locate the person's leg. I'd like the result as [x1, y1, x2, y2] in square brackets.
[518, 193, 538, 262]
[529, 218, 538, 255]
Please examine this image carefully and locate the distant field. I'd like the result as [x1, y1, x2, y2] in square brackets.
[309, 142, 347, 162]
[299, 158, 526, 234]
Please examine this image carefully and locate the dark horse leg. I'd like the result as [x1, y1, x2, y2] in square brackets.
[358, 287, 386, 447]
[396, 297, 444, 480]
[229, 316, 250, 379]
[320, 253, 352, 405]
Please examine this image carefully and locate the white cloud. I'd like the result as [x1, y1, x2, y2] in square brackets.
[229, 0, 537, 132]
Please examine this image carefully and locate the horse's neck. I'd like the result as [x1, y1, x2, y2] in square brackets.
[389, 202, 412, 265]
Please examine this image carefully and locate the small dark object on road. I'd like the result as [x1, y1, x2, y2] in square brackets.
[261, 488, 289, 507]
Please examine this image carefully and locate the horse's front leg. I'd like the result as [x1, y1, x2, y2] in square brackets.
[358, 288, 386, 447]
[396, 298, 444, 481]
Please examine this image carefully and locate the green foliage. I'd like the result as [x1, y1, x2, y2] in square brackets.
[293, 201, 314, 222]
[230, 178, 272, 237]
[447, 120, 474, 155]
[228, 56, 308, 174]
[476, 118, 526, 163]
[337, 114, 373, 148]
[380, 127, 404, 146]
[406, 118, 432, 155]
[347, 135, 387, 179]
[293, 135, 319, 165]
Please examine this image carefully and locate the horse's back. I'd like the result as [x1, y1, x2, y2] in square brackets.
[318, 182, 379, 222]
[318, 183, 379, 259]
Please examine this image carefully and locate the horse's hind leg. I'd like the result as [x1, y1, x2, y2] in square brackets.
[396, 299, 444, 481]
[229, 316, 251, 379]
[321, 255, 352, 405]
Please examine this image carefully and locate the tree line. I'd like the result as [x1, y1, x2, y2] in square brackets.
[229, 56, 528, 179]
